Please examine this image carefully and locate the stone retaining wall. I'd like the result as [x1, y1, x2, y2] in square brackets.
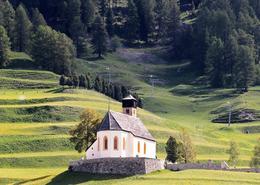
[69, 158, 165, 175]
[166, 161, 229, 171]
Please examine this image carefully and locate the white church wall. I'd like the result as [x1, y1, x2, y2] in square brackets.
[86, 130, 156, 159]
[133, 137, 156, 159]
[86, 140, 98, 159]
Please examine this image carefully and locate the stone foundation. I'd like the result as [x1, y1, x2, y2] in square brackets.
[69, 158, 165, 175]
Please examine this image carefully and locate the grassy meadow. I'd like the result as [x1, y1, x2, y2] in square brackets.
[0, 50, 259, 184]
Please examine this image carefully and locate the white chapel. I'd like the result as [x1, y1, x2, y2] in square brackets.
[86, 95, 156, 159]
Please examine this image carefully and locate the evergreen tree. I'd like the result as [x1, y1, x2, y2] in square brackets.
[94, 76, 101, 92]
[67, 0, 84, 56]
[59, 75, 66, 86]
[0, 0, 15, 46]
[99, 0, 108, 17]
[0, 26, 10, 67]
[31, 8, 47, 29]
[81, 0, 96, 30]
[32, 26, 75, 75]
[106, 8, 114, 37]
[79, 75, 87, 88]
[205, 37, 225, 88]
[72, 75, 79, 88]
[125, 0, 140, 43]
[91, 16, 108, 58]
[121, 85, 129, 98]
[168, 0, 181, 45]
[110, 36, 122, 52]
[77, 36, 90, 58]
[14, 4, 32, 53]
[165, 136, 180, 163]
[114, 85, 122, 101]
[66, 76, 74, 87]
[233, 45, 256, 92]
[86, 74, 92, 89]
[223, 34, 239, 86]
[136, 0, 156, 43]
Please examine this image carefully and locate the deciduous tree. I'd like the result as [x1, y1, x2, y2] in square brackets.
[227, 141, 240, 168]
[69, 109, 102, 153]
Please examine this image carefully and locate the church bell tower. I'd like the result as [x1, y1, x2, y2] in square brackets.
[122, 95, 138, 117]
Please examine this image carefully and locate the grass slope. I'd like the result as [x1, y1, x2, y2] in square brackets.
[0, 50, 259, 184]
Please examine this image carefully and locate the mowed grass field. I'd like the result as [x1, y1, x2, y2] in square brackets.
[0, 51, 259, 184]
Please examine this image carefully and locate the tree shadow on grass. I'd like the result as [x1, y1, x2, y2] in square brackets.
[46, 171, 129, 185]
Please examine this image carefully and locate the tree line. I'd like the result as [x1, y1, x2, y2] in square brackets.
[192, 0, 260, 91]
[59, 74, 143, 107]
[1, 0, 259, 91]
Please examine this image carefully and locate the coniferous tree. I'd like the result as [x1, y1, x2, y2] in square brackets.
[99, 0, 108, 17]
[67, 0, 84, 56]
[136, 0, 156, 43]
[165, 136, 180, 163]
[72, 75, 79, 88]
[81, 0, 96, 31]
[77, 36, 90, 58]
[94, 76, 101, 92]
[106, 8, 114, 37]
[125, 0, 140, 43]
[233, 45, 256, 92]
[114, 85, 122, 101]
[66, 77, 74, 87]
[223, 34, 239, 86]
[86, 74, 92, 89]
[205, 37, 225, 88]
[31, 8, 47, 29]
[92, 16, 108, 58]
[121, 85, 129, 98]
[0, 0, 15, 46]
[168, 0, 181, 45]
[32, 26, 75, 75]
[79, 75, 87, 88]
[14, 4, 32, 53]
[59, 75, 66, 86]
[0, 26, 10, 67]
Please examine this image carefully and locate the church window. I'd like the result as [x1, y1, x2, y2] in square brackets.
[123, 137, 126, 150]
[104, 136, 108, 150]
[138, 141, 140, 153]
[114, 136, 118, 150]
[144, 143, 146, 154]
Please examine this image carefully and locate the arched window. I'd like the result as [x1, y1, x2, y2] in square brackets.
[114, 136, 118, 150]
[103, 136, 108, 150]
[138, 141, 140, 153]
[144, 143, 146, 154]
[123, 137, 126, 150]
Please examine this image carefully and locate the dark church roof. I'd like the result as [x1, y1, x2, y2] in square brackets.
[98, 111, 155, 141]
[122, 95, 137, 101]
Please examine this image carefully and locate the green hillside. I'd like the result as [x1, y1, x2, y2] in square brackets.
[0, 50, 259, 184]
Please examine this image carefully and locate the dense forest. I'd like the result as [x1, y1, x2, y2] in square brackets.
[0, 0, 259, 92]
